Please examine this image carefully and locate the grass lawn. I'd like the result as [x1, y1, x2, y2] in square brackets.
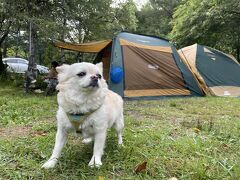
[0, 84, 240, 179]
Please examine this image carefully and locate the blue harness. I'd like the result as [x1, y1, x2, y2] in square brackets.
[66, 113, 91, 134]
[66, 106, 102, 123]
[67, 113, 84, 122]
[67, 113, 89, 122]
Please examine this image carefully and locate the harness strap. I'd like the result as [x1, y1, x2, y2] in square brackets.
[66, 103, 103, 128]
[66, 112, 92, 134]
[66, 112, 91, 122]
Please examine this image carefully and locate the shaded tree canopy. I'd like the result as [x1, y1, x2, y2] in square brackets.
[0, 0, 239, 71]
[0, 0, 138, 69]
[171, 0, 240, 60]
[135, 0, 180, 39]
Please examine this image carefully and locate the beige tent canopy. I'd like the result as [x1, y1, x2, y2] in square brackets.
[55, 40, 112, 53]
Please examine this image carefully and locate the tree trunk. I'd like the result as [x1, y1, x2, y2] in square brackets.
[237, 47, 240, 62]
[60, 18, 66, 63]
[3, 42, 7, 58]
[15, 27, 20, 57]
[76, 52, 82, 62]
[39, 51, 42, 65]
[0, 46, 8, 76]
[237, 34, 240, 62]
[0, 45, 7, 75]
[60, 21, 65, 63]
[60, 0, 66, 63]
[0, 23, 11, 74]
[25, 21, 38, 93]
[0, 48, 5, 74]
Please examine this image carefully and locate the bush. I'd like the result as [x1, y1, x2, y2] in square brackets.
[0, 72, 47, 90]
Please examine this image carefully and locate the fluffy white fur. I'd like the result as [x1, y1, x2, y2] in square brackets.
[42, 62, 124, 168]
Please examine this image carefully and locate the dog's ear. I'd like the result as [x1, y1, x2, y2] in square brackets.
[56, 64, 70, 84]
[96, 62, 103, 74]
[56, 64, 70, 74]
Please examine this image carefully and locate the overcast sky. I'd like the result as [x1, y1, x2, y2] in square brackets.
[133, 0, 148, 9]
[112, 0, 149, 9]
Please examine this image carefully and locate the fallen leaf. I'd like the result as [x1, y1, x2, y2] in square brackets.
[134, 161, 147, 173]
[193, 127, 200, 133]
[98, 176, 104, 180]
[222, 143, 229, 148]
[9, 160, 19, 170]
[31, 131, 47, 137]
[168, 177, 178, 180]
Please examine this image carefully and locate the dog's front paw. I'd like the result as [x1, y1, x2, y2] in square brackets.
[88, 155, 102, 167]
[41, 158, 58, 169]
[82, 137, 93, 144]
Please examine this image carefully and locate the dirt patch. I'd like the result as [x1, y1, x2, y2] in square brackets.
[0, 125, 32, 138]
[37, 116, 56, 123]
[0, 117, 56, 139]
[125, 110, 145, 120]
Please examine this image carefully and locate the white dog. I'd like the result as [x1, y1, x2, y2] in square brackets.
[42, 62, 124, 168]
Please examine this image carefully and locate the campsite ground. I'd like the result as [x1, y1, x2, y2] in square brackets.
[0, 84, 240, 179]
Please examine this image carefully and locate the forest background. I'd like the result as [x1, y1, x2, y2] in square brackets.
[0, 0, 239, 71]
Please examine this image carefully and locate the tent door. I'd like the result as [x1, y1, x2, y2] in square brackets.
[121, 45, 191, 97]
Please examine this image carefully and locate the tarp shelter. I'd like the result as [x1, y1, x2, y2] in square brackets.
[178, 44, 240, 97]
[55, 32, 203, 98]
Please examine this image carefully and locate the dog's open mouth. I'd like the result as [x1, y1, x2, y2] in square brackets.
[88, 80, 99, 88]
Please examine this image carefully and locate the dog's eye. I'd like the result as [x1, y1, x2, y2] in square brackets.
[77, 72, 86, 77]
[96, 74, 102, 79]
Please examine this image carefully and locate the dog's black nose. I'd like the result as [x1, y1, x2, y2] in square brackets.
[91, 76, 98, 81]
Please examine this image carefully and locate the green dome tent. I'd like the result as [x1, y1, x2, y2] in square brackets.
[178, 44, 240, 97]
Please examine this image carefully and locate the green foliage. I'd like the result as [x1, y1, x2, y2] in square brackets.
[171, 0, 240, 59]
[6, 47, 27, 59]
[171, 0, 218, 46]
[135, 0, 180, 39]
[0, 0, 139, 66]
[114, 0, 138, 32]
[0, 72, 25, 87]
[64, 0, 138, 42]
